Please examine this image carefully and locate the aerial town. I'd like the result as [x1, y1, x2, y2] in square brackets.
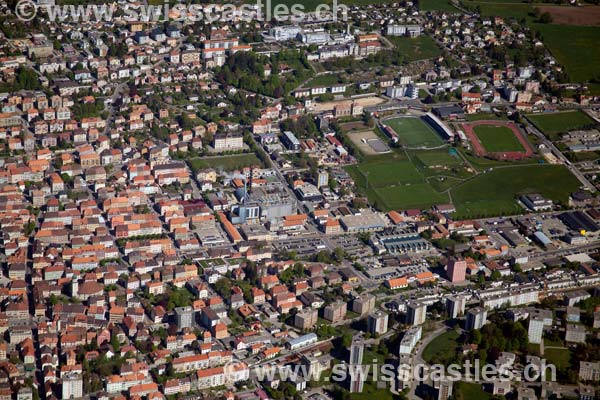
[0, 0, 599, 399]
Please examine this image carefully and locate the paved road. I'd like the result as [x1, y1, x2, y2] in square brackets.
[408, 323, 449, 399]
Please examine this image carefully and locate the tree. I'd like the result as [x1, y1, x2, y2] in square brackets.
[351, 197, 368, 209]
[110, 334, 121, 352]
[333, 247, 346, 263]
[471, 329, 482, 345]
[538, 12, 553, 24]
[490, 270, 502, 281]
[341, 332, 352, 348]
[214, 278, 232, 298]
[23, 221, 35, 236]
[362, 112, 374, 128]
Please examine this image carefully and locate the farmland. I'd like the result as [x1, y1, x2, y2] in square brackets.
[474, 125, 525, 153]
[462, 1, 533, 19]
[537, 5, 600, 26]
[419, 0, 461, 12]
[533, 24, 600, 84]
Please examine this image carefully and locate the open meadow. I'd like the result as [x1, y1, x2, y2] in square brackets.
[527, 110, 597, 140]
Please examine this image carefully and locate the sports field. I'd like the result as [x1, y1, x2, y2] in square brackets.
[527, 110, 597, 138]
[347, 146, 580, 216]
[450, 165, 581, 218]
[347, 130, 390, 156]
[249, 0, 396, 12]
[345, 148, 472, 210]
[377, 184, 449, 210]
[385, 117, 445, 148]
[345, 152, 450, 210]
[474, 125, 525, 152]
[358, 159, 423, 187]
[462, 120, 533, 160]
[414, 149, 463, 167]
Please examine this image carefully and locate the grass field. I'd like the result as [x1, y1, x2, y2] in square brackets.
[189, 154, 262, 172]
[527, 110, 597, 139]
[345, 151, 451, 210]
[346, 146, 473, 211]
[422, 330, 461, 364]
[349, 381, 394, 400]
[463, 1, 533, 19]
[303, 74, 346, 88]
[386, 117, 445, 148]
[544, 348, 571, 370]
[544, 337, 564, 348]
[450, 164, 581, 218]
[388, 35, 444, 62]
[248, 0, 396, 12]
[465, 113, 508, 122]
[377, 184, 449, 210]
[346, 131, 578, 216]
[474, 125, 525, 152]
[419, 0, 461, 11]
[414, 149, 463, 167]
[459, 148, 541, 171]
[454, 382, 490, 400]
[587, 83, 600, 96]
[358, 159, 423, 187]
[533, 24, 600, 84]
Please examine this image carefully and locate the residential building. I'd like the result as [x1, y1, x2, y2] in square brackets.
[213, 132, 244, 152]
[399, 326, 422, 355]
[446, 295, 466, 319]
[349, 335, 365, 393]
[565, 323, 587, 344]
[406, 302, 427, 326]
[175, 306, 194, 330]
[323, 301, 347, 323]
[527, 316, 544, 344]
[447, 259, 467, 283]
[367, 310, 389, 335]
[294, 308, 318, 330]
[466, 307, 487, 330]
[62, 373, 83, 399]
